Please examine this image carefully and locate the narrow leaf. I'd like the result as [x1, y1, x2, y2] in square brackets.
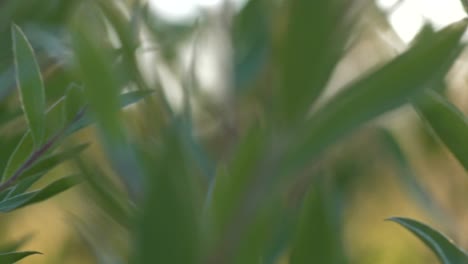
[388, 217, 468, 264]
[413, 91, 468, 170]
[205, 127, 274, 263]
[0, 176, 80, 212]
[0, 251, 41, 264]
[233, 0, 270, 92]
[67, 90, 152, 134]
[5, 173, 44, 199]
[120, 90, 153, 108]
[134, 131, 199, 264]
[232, 202, 281, 264]
[71, 15, 144, 196]
[21, 176, 80, 205]
[7, 89, 151, 140]
[286, 19, 468, 173]
[2, 95, 70, 182]
[70, 9, 122, 141]
[277, 0, 363, 124]
[2, 132, 33, 181]
[290, 179, 346, 264]
[209, 126, 266, 237]
[12, 24, 46, 147]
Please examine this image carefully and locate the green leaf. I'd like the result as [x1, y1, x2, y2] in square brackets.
[133, 130, 199, 264]
[0, 251, 41, 264]
[203, 127, 275, 263]
[5, 173, 44, 199]
[209, 126, 267, 237]
[120, 90, 153, 108]
[6, 89, 151, 140]
[43, 96, 67, 140]
[71, 14, 144, 196]
[2, 132, 33, 182]
[0, 134, 22, 179]
[263, 210, 296, 264]
[1, 96, 69, 181]
[413, 91, 468, 170]
[388, 217, 468, 264]
[67, 90, 152, 135]
[12, 24, 46, 147]
[276, 0, 363, 124]
[286, 19, 468, 173]
[290, 179, 346, 264]
[70, 8, 123, 142]
[232, 202, 282, 264]
[0, 176, 80, 212]
[233, 0, 270, 92]
[176, 119, 215, 182]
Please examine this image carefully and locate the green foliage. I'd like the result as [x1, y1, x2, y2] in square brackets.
[0, 175, 79, 212]
[0, 1, 466, 263]
[414, 91, 468, 170]
[0, 21, 149, 262]
[277, 0, 362, 124]
[290, 179, 346, 264]
[12, 24, 46, 147]
[287, 19, 467, 173]
[0, 251, 41, 264]
[133, 129, 200, 264]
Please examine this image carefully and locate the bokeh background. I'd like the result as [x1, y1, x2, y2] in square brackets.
[0, 0, 466, 263]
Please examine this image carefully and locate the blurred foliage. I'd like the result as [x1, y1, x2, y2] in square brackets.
[0, 0, 466, 263]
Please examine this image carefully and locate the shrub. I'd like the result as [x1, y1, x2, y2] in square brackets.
[0, 0, 466, 263]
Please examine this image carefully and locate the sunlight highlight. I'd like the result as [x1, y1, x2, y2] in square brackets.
[377, 0, 467, 43]
[148, 0, 247, 22]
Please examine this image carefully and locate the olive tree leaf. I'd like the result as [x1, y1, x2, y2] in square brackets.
[290, 178, 346, 264]
[277, 0, 364, 125]
[286, 19, 468, 173]
[0, 176, 80, 212]
[0, 251, 41, 264]
[413, 90, 468, 170]
[134, 130, 199, 264]
[0, 143, 89, 200]
[1, 132, 33, 181]
[12, 24, 46, 148]
[388, 217, 468, 264]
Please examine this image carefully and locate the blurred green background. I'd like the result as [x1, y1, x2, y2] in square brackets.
[0, 0, 467, 263]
